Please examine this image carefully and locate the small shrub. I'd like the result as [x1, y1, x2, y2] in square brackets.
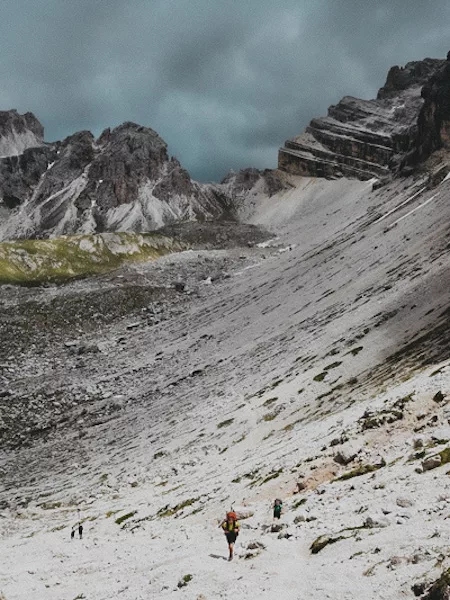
[177, 574, 193, 588]
[263, 412, 278, 422]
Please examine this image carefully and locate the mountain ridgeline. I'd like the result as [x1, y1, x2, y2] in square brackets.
[279, 52, 450, 181]
[1, 52, 450, 240]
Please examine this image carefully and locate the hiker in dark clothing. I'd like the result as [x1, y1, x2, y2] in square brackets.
[78, 523, 83, 539]
[71, 527, 75, 540]
[273, 498, 282, 520]
[221, 511, 240, 561]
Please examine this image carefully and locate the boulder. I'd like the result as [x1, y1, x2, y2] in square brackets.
[364, 516, 390, 528]
[422, 455, 442, 471]
[396, 497, 414, 508]
[234, 508, 254, 520]
[334, 443, 360, 466]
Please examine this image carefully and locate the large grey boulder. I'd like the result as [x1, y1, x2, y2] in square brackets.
[334, 443, 360, 466]
[422, 455, 442, 471]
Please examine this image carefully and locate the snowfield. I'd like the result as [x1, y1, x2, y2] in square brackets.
[1, 173, 450, 599]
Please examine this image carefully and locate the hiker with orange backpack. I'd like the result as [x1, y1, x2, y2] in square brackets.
[221, 511, 240, 561]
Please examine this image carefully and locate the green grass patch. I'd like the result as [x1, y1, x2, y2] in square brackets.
[313, 372, 327, 382]
[0, 232, 183, 286]
[263, 411, 279, 422]
[430, 367, 445, 377]
[115, 511, 137, 525]
[310, 526, 365, 554]
[260, 469, 283, 485]
[292, 498, 307, 509]
[157, 498, 199, 518]
[234, 469, 260, 484]
[439, 447, 450, 465]
[335, 460, 386, 481]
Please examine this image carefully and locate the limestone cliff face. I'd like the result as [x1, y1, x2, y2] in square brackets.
[279, 57, 447, 181]
[410, 52, 450, 165]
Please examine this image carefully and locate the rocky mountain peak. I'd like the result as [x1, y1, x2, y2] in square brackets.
[377, 58, 445, 99]
[279, 54, 449, 182]
[0, 117, 232, 240]
[0, 109, 44, 157]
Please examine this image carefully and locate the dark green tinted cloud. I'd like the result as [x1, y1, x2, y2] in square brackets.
[1, 0, 448, 181]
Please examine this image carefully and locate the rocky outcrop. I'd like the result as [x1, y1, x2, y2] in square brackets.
[221, 167, 288, 198]
[0, 110, 44, 157]
[279, 57, 446, 181]
[0, 119, 235, 240]
[409, 52, 450, 165]
[218, 167, 291, 220]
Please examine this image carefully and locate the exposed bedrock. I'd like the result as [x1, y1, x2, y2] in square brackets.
[279, 57, 447, 181]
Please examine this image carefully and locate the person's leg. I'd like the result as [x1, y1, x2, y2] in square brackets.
[228, 542, 234, 560]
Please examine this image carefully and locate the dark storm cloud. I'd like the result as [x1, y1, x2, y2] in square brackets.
[1, 0, 449, 181]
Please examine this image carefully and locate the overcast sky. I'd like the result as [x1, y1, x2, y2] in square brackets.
[1, 1, 449, 181]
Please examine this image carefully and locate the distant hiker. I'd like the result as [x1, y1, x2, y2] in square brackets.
[78, 523, 83, 539]
[71, 527, 75, 540]
[221, 511, 240, 561]
[273, 498, 283, 520]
